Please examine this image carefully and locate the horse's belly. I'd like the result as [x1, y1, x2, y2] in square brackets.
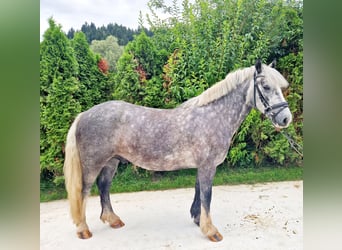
[121, 150, 197, 171]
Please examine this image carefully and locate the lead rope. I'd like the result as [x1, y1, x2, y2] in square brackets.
[280, 130, 303, 159]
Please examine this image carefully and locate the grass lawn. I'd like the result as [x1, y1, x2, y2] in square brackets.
[40, 165, 303, 202]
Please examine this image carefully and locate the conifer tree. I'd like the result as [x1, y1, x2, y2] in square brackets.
[40, 18, 81, 184]
[71, 31, 112, 109]
[112, 31, 167, 107]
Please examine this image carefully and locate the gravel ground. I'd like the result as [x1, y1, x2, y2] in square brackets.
[40, 180, 303, 250]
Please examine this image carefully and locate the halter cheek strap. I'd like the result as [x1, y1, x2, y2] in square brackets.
[253, 72, 289, 120]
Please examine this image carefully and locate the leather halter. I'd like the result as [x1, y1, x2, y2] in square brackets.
[253, 71, 289, 121]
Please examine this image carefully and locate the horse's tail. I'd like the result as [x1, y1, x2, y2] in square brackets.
[63, 113, 83, 225]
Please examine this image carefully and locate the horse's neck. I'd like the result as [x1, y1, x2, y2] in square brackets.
[211, 80, 253, 135]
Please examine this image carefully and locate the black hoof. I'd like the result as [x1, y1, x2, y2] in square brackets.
[193, 216, 200, 226]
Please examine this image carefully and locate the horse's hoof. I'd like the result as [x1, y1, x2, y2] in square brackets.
[110, 219, 125, 229]
[77, 229, 92, 239]
[208, 232, 223, 242]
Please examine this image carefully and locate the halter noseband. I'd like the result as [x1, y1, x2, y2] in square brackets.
[253, 71, 289, 121]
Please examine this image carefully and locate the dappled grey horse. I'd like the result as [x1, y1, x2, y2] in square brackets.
[64, 59, 292, 241]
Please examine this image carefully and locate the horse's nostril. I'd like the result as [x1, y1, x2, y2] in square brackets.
[283, 117, 288, 125]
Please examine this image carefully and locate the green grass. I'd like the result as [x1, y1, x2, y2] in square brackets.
[40, 181, 67, 202]
[40, 165, 303, 202]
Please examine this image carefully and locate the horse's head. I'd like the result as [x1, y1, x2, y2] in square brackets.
[253, 59, 292, 129]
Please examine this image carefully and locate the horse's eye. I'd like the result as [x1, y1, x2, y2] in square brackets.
[263, 85, 271, 91]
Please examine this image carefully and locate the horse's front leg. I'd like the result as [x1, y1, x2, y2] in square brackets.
[190, 176, 201, 225]
[197, 167, 223, 242]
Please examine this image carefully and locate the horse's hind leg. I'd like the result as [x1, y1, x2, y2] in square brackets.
[76, 167, 103, 239]
[97, 158, 125, 229]
[197, 167, 223, 242]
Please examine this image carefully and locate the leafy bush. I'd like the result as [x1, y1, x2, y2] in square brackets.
[142, 0, 303, 168]
[90, 35, 124, 72]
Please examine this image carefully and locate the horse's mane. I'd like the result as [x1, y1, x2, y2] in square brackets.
[181, 66, 254, 108]
[181, 64, 288, 108]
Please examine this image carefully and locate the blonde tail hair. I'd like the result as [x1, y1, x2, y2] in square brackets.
[63, 113, 83, 225]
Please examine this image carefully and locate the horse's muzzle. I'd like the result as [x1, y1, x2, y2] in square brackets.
[272, 107, 292, 128]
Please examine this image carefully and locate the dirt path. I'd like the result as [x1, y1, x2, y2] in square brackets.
[40, 181, 302, 250]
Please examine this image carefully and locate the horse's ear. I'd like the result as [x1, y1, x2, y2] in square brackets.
[255, 59, 262, 74]
[269, 59, 276, 68]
